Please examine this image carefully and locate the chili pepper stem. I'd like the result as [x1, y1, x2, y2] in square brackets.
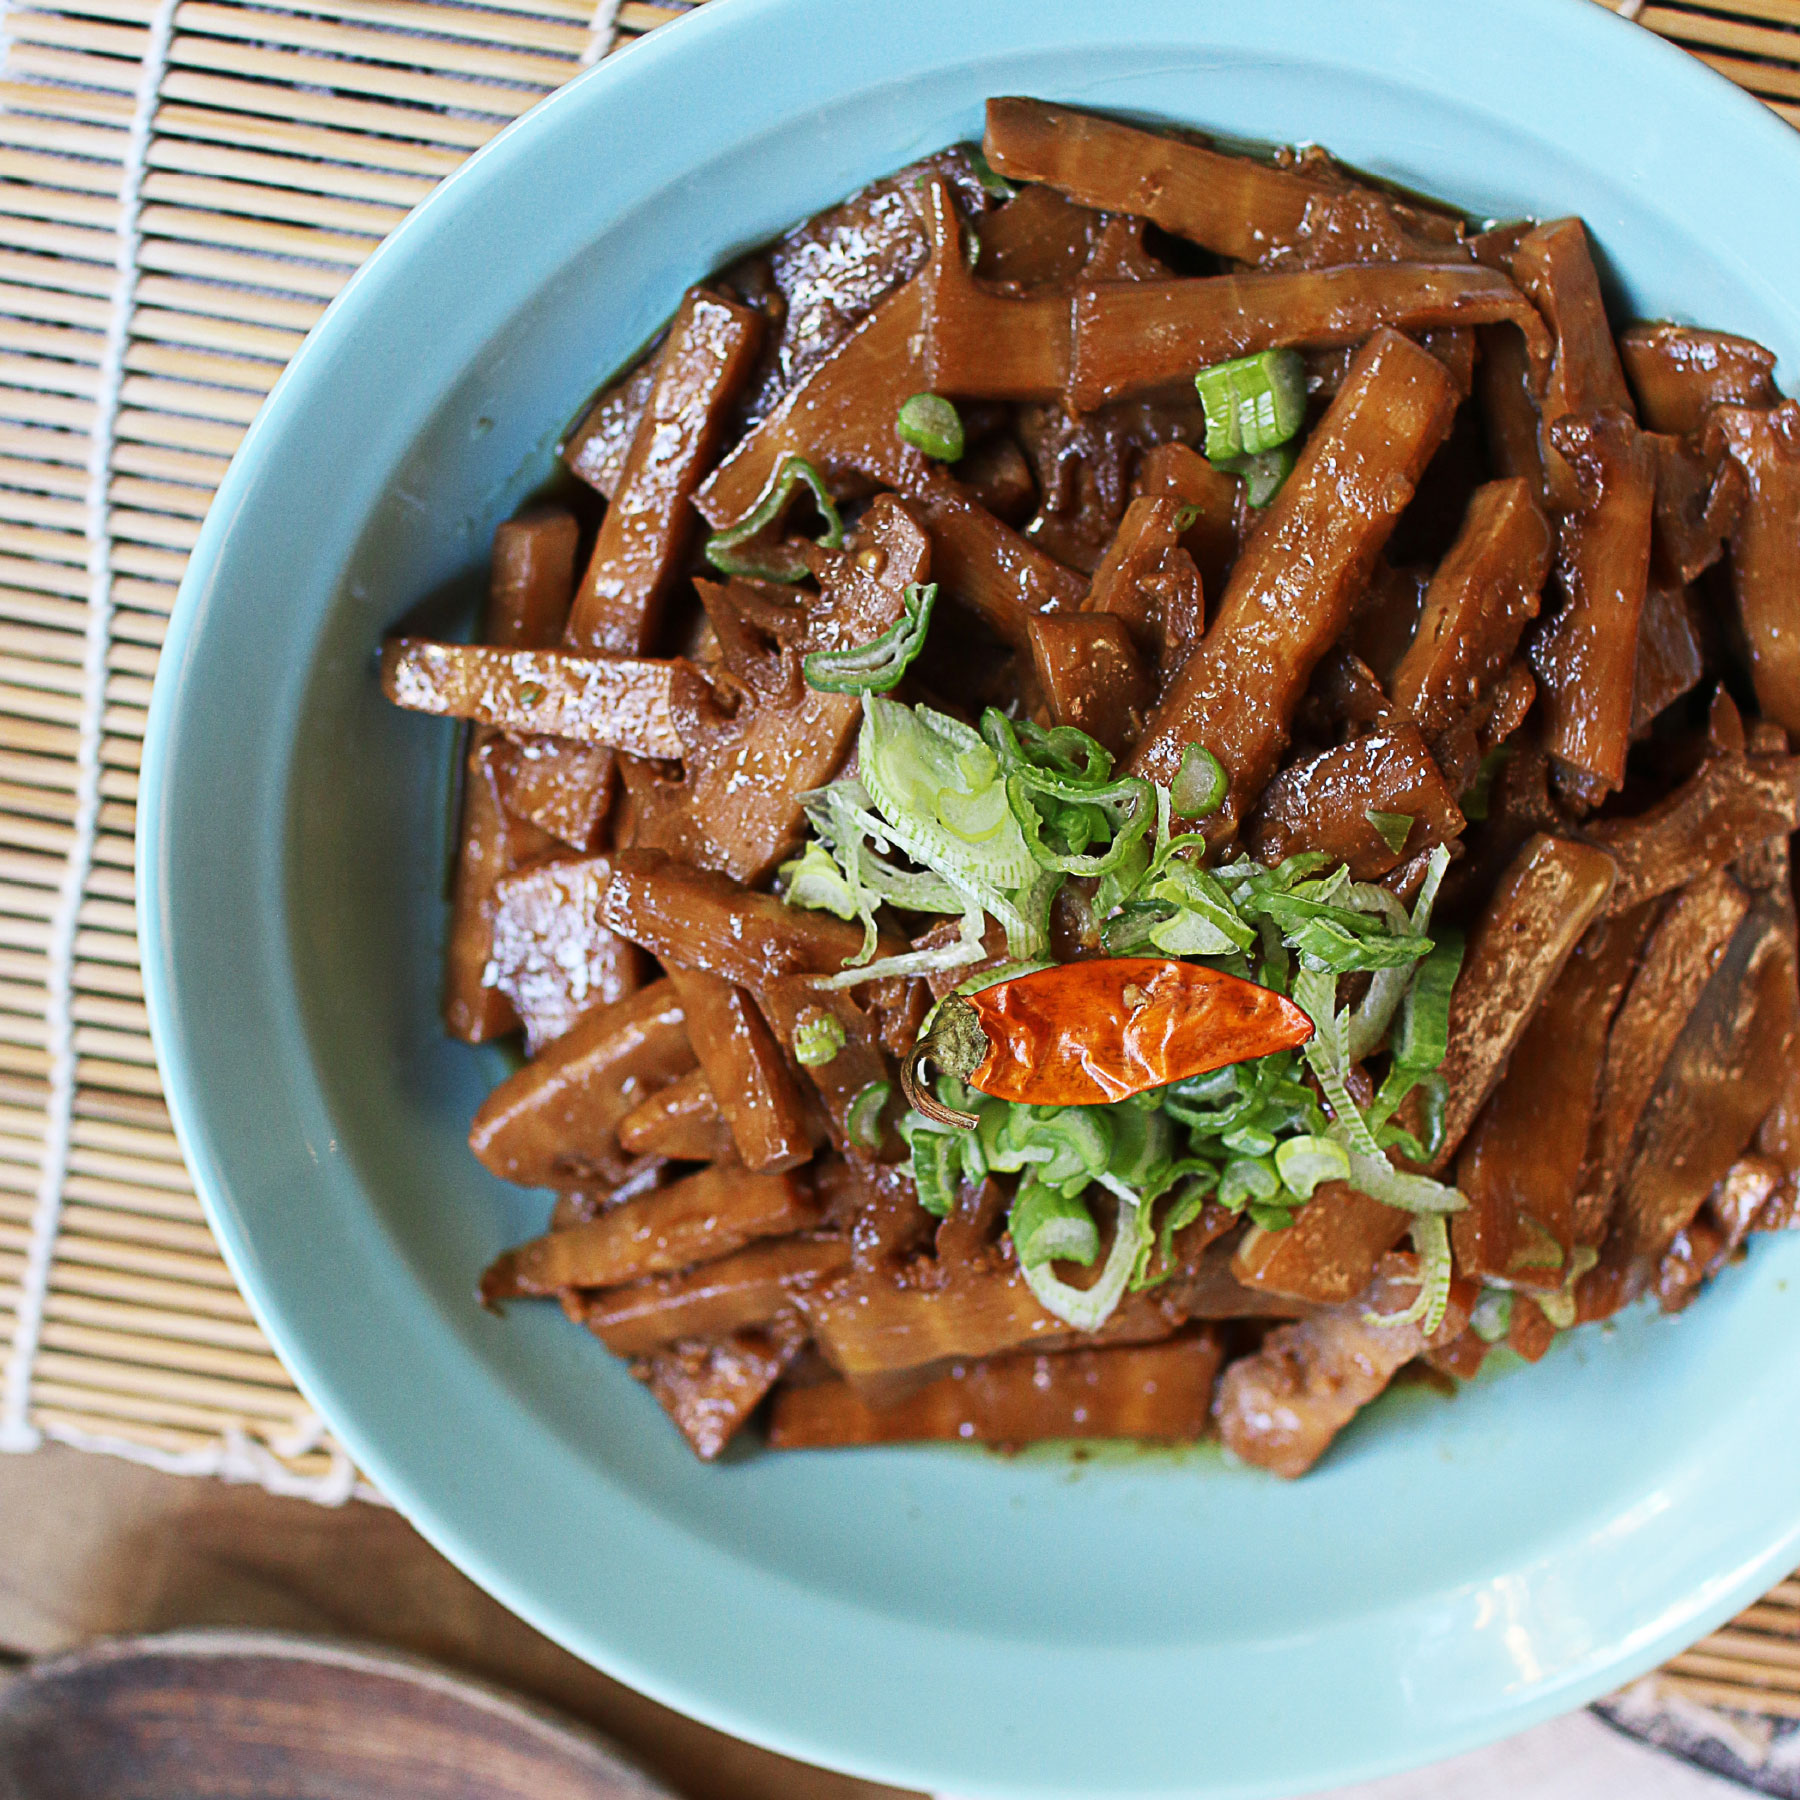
[899, 996, 988, 1130]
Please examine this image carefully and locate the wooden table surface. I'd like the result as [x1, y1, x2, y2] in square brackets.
[0, 1444, 919, 1800]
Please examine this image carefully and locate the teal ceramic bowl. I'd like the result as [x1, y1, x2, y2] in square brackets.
[139, 2, 1800, 1794]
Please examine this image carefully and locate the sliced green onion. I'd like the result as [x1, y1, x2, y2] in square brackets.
[859, 697, 1037, 893]
[1015, 1183, 1145, 1332]
[1009, 1181, 1101, 1270]
[1392, 928, 1465, 1073]
[1460, 744, 1514, 823]
[1366, 809, 1414, 857]
[1341, 1142, 1464, 1214]
[1196, 348, 1306, 460]
[803, 582, 938, 695]
[1215, 443, 1298, 508]
[1368, 1212, 1453, 1334]
[703, 454, 843, 581]
[1218, 1156, 1280, 1211]
[1171, 743, 1228, 818]
[778, 841, 862, 922]
[1247, 1202, 1297, 1233]
[1274, 1134, 1351, 1199]
[845, 1080, 890, 1152]
[896, 393, 965, 462]
[900, 1116, 960, 1217]
[1470, 1288, 1514, 1343]
[791, 1007, 846, 1067]
[970, 148, 1017, 199]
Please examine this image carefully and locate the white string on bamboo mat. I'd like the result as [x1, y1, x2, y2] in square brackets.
[0, 0, 181, 1455]
[41, 1411, 378, 1507]
[580, 0, 622, 65]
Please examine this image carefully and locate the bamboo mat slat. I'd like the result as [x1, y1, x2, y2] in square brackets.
[0, 0, 1793, 1729]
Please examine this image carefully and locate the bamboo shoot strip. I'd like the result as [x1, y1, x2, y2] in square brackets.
[468, 979, 693, 1188]
[623, 498, 930, 882]
[1069, 264, 1549, 412]
[1215, 1256, 1470, 1478]
[1390, 477, 1552, 737]
[1586, 870, 1753, 1228]
[482, 1164, 819, 1299]
[1585, 749, 1800, 915]
[379, 640, 688, 756]
[1619, 322, 1778, 438]
[1499, 219, 1636, 511]
[602, 849, 870, 990]
[1454, 900, 1656, 1284]
[981, 97, 1464, 270]
[665, 964, 814, 1173]
[486, 854, 644, 1055]
[1128, 328, 1460, 829]
[769, 1335, 1223, 1448]
[1430, 833, 1618, 1172]
[1607, 884, 1800, 1276]
[1713, 403, 1800, 735]
[1531, 411, 1656, 797]
[1246, 722, 1465, 881]
[567, 286, 765, 653]
[586, 1236, 851, 1354]
[442, 509, 575, 1043]
[634, 1325, 804, 1461]
[1232, 1182, 1411, 1306]
[617, 1067, 733, 1163]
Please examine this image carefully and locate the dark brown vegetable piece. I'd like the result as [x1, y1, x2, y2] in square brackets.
[1213, 1256, 1471, 1478]
[443, 736, 554, 1045]
[1713, 402, 1800, 735]
[1389, 477, 1551, 737]
[1069, 264, 1548, 413]
[487, 854, 644, 1055]
[1618, 322, 1778, 437]
[1629, 580, 1705, 736]
[601, 848, 870, 991]
[1431, 834, 1619, 1171]
[768, 1335, 1224, 1448]
[1530, 410, 1656, 799]
[567, 287, 765, 653]
[1027, 612, 1152, 758]
[441, 510, 577, 1041]
[664, 964, 813, 1174]
[622, 496, 925, 882]
[586, 1237, 851, 1354]
[561, 356, 655, 500]
[1584, 748, 1800, 915]
[468, 978, 693, 1188]
[379, 641, 686, 757]
[1586, 869, 1753, 1230]
[480, 1163, 817, 1299]
[1082, 494, 1205, 677]
[1133, 441, 1241, 599]
[1605, 881, 1799, 1277]
[633, 1322, 805, 1461]
[1231, 1182, 1409, 1306]
[1245, 722, 1464, 881]
[982, 98, 1463, 269]
[1647, 430, 1744, 588]
[616, 1066, 733, 1162]
[973, 180, 1105, 288]
[1453, 901, 1656, 1285]
[1499, 219, 1636, 511]
[1127, 328, 1460, 829]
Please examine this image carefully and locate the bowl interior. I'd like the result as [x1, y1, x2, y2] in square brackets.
[141, 3, 1800, 1795]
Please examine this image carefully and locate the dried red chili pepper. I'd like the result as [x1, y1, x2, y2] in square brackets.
[900, 956, 1315, 1127]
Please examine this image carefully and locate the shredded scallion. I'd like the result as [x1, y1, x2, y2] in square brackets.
[1171, 743, 1228, 819]
[703, 454, 843, 582]
[791, 1008, 846, 1068]
[803, 582, 938, 695]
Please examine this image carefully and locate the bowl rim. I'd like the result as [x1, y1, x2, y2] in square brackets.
[138, 1, 1800, 1793]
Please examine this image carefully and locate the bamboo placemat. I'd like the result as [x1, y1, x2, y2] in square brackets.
[0, 0, 1793, 1722]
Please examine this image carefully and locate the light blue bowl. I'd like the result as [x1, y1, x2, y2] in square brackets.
[139, 2, 1800, 1793]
